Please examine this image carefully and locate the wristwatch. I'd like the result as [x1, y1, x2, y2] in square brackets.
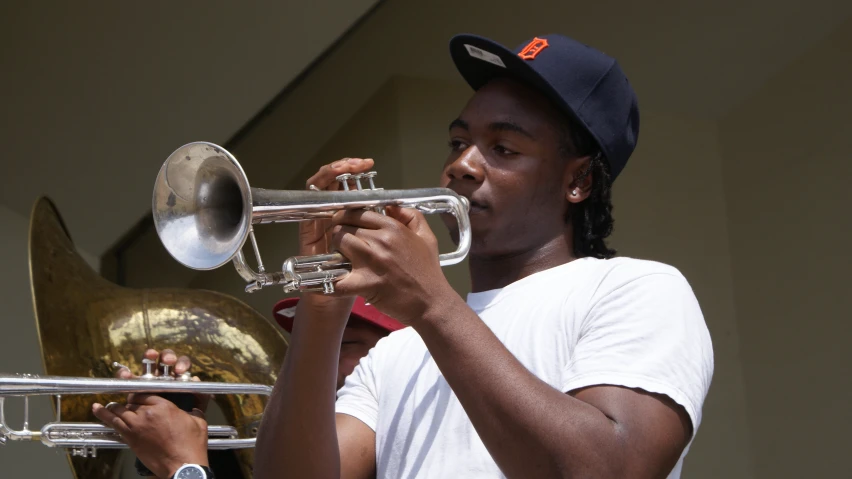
[170, 464, 214, 479]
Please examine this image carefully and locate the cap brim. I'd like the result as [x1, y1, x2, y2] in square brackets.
[449, 34, 597, 153]
[272, 297, 405, 334]
[450, 35, 524, 90]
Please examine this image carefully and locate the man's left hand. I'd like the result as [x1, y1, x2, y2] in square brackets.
[329, 206, 456, 325]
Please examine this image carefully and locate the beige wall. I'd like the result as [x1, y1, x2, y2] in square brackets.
[719, 18, 852, 479]
[616, 111, 753, 477]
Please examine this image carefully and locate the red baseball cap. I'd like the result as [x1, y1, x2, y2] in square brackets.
[272, 297, 405, 334]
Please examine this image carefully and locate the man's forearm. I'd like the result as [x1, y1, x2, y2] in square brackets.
[413, 289, 622, 479]
[254, 299, 351, 479]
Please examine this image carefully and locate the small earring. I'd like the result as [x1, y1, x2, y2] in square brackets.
[572, 189, 578, 196]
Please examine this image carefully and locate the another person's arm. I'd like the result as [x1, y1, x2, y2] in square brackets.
[253, 295, 377, 479]
[253, 158, 378, 479]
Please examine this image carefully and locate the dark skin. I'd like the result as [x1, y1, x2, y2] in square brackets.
[97, 77, 692, 478]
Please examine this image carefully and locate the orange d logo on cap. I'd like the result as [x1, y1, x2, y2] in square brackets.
[518, 37, 549, 60]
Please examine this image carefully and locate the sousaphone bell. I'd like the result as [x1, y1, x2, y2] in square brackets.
[23, 197, 288, 479]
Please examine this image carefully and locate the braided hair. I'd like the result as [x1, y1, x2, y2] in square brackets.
[559, 116, 617, 259]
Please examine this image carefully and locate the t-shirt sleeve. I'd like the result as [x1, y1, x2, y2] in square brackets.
[561, 268, 714, 435]
[335, 342, 382, 432]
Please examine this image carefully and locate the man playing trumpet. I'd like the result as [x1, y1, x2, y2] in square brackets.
[97, 32, 713, 479]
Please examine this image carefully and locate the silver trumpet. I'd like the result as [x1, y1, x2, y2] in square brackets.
[0, 363, 272, 458]
[152, 141, 471, 294]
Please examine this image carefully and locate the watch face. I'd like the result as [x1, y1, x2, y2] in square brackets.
[176, 465, 205, 479]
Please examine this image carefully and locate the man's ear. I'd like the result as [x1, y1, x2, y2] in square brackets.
[565, 156, 593, 204]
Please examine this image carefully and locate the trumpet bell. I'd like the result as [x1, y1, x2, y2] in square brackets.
[153, 141, 253, 270]
[152, 141, 472, 294]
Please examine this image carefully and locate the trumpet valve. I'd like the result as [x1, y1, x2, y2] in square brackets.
[363, 172, 385, 214]
[160, 363, 174, 380]
[141, 358, 156, 379]
[363, 171, 378, 190]
[336, 171, 379, 191]
[335, 173, 352, 191]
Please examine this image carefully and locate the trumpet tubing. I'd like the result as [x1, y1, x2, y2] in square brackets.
[153, 141, 471, 294]
[0, 373, 272, 458]
[41, 423, 245, 453]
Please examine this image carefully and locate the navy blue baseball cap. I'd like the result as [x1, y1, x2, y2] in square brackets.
[449, 34, 639, 180]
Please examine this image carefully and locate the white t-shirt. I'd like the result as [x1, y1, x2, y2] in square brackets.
[336, 257, 714, 478]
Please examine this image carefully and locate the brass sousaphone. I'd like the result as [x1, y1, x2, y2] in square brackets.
[27, 197, 289, 479]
